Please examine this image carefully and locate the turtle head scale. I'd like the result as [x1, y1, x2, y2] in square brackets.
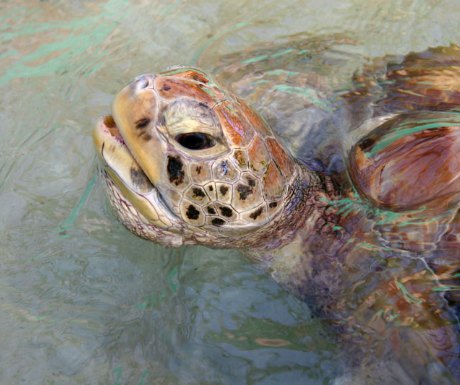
[94, 67, 301, 247]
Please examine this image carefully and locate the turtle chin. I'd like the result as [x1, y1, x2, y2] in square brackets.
[93, 115, 185, 247]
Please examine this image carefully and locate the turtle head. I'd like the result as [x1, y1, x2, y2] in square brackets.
[94, 67, 298, 247]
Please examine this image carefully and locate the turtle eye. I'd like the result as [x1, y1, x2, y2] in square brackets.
[175, 132, 216, 150]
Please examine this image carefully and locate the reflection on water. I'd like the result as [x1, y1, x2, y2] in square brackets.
[1, 0, 460, 384]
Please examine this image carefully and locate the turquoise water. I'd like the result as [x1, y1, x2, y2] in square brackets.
[1, 1, 460, 384]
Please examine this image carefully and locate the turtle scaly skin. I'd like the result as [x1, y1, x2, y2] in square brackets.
[93, 46, 460, 384]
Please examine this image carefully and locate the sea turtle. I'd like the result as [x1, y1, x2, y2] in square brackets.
[93, 42, 460, 384]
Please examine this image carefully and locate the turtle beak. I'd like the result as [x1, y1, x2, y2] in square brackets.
[93, 115, 154, 195]
[93, 115, 180, 229]
[112, 74, 167, 190]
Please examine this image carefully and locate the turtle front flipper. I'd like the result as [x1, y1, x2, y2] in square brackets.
[349, 111, 460, 213]
[333, 327, 459, 385]
[347, 111, 460, 252]
[346, 44, 460, 253]
[333, 251, 460, 384]
[344, 96, 460, 383]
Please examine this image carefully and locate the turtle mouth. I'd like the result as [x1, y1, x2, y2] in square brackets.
[100, 115, 127, 147]
[100, 115, 125, 145]
[93, 114, 180, 232]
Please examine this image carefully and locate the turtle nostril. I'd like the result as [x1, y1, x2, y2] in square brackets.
[134, 74, 155, 90]
[137, 77, 149, 89]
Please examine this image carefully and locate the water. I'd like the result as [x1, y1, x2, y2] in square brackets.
[1, 0, 460, 384]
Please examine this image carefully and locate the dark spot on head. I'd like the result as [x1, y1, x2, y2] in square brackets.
[249, 207, 263, 220]
[212, 218, 225, 227]
[186, 205, 200, 220]
[269, 202, 278, 208]
[190, 72, 209, 83]
[167, 156, 185, 186]
[247, 178, 256, 187]
[207, 207, 216, 215]
[219, 185, 229, 196]
[194, 75, 207, 83]
[220, 206, 233, 217]
[196, 166, 202, 175]
[104, 115, 116, 128]
[208, 185, 214, 192]
[236, 184, 253, 200]
[135, 117, 151, 130]
[130, 167, 150, 188]
[162, 84, 171, 91]
[198, 102, 208, 108]
[359, 137, 375, 150]
[192, 187, 206, 198]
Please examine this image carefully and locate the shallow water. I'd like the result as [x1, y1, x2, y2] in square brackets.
[1, 1, 460, 384]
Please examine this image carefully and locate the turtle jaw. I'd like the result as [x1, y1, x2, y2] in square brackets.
[93, 115, 186, 247]
[111, 75, 167, 189]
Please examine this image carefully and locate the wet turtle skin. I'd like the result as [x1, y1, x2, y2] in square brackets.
[93, 43, 460, 384]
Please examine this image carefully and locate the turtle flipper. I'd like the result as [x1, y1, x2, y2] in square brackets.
[346, 44, 460, 117]
[433, 210, 460, 313]
[347, 110, 460, 252]
[339, 269, 460, 384]
[346, 45, 460, 252]
[333, 353, 458, 385]
[375, 45, 460, 113]
[349, 111, 460, 213]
